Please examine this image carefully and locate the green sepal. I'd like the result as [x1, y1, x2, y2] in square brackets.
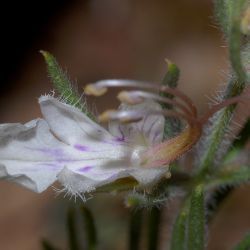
[160, 59, 181, 139]
[125, 179, 170, 209]
[161, 60, 180, 101]
[95, 177, 138, 193]
[40, 50, 95, 120]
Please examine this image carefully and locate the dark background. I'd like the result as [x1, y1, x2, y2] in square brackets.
[1, 0, 73, 90]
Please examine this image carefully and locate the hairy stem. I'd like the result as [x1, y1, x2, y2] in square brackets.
[198, 0, 247, 175]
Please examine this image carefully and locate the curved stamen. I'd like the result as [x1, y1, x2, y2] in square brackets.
[100, 107, 201, 168]
[140, 93, 248, 168]
[98, 108, 198, 128]
[98, 109, 144, 123]
[117, 90, 196, 117]
[85, 79, 197, 117]
[85, 80, 249, 170]
[142, 123, 202, 168]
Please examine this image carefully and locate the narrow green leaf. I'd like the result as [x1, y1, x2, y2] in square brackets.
[40, 50, 95, 120]
[206, 165, 250, 189]
[147, 207, 161, 250]
[187, 185, 205, 250]
[129, 209, 143, 250]
[80, 206, 97, 250]
[233, 232, 250, 250]
[160, 60, 180, 139]
[170, 202, 189, 250]
[198, 103, 234, 174]
[41, 239, 59, 250]
[67, 207, 79, 250]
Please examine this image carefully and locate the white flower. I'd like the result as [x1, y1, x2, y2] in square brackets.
[2, 78, 238, 199]
[0, 95, 169, 197]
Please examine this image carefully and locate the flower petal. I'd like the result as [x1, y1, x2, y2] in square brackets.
[39, 96, 133, 161]
[0, 119, 65, 192]
[57, 161, 169, 195]
[57, 165, 128, 197]
[0, 117, 131, 193]
[109, 100, 164, 146]
[0, 96, 168, 195]
[39, 96, 114, 146]
[129, 167, 169, 186]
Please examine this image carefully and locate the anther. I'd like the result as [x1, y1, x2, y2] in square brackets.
[118, 90, 194, 116]
[99, 110, 144, 123]
[98, 109, 117, 122]
[84, 84, 107, 96]
[117, 91, 144, 105]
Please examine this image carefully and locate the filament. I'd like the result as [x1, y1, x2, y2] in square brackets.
[117, 90, 195, 117]
[99, 107, 199, 128]
[85, 79, 197, 117]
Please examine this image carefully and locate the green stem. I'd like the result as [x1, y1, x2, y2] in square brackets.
[80, 206, 97, 250]
[67, 207, 79, 250]
[147, 207, 161, 250]
[129, 209, 143, 250]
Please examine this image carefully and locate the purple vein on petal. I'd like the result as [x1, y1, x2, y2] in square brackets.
[26, 147, 65, 158]
[26, 147, 79, 163]
[74, 144, 92, 152]
[78, 166, 93, 172]
[113, 137, 125, 142]
[147, 119, 157, 136]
